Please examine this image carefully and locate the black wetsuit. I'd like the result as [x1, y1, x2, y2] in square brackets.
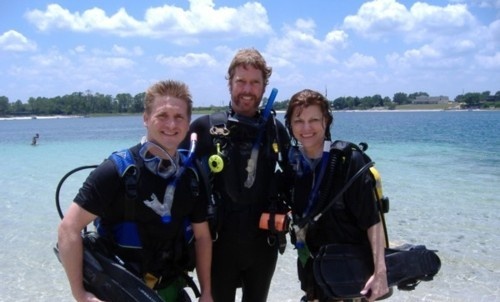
[74, 144, 208, 289]
[183, 111, 290, 302]
[288, 143, 380, 301]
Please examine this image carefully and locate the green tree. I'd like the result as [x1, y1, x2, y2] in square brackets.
[132, 93, 145, 113]
[495, 91, 500, 101]
[96, 93, 114, 113]
[383, 96, 392, 107]
[393, 92, 408, 105]
[0, 96, 9, 116]
[480, 91, 491, 102]
[332, 97, 347, 110]
[116, 93, 134, 113]
[408, 92, 429, 100]
[463, 92, 481, 108]
[371, 94, 384, 107]
[351, 96, 360, 108]
[359, 96, 373, 109]
[11, 100, 26, 115]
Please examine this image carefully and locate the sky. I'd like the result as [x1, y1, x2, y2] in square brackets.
[1, 0, 499, 106]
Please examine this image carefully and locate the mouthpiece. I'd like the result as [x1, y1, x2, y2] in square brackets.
[190, 133, 198, 142]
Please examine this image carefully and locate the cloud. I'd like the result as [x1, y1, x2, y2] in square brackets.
[409, 2, 476, 40]
[0, 30, 37, 52]
[83, 56, 136, 70]
[343, 0, 477, 42]
[343, 0, 412, 38]
[267, 18, 347, 65]
[5, 1, 498, 103]
[31, 51, 71, 68]
[476, 52, 500, 69]
[490, 19, 500, 43]
[344, 53, 377, 69]
[385, 43, 469, 72]
[73, 45, 86, 53]
[451, 39, 476, 53]
[450, 0, 500, 9]
[24, 1, 272, 39]
[5, 45, 140, 101]
[111, 45, 143, 56]
[156, 52, 217, 68]
[342, 0, 494, 80]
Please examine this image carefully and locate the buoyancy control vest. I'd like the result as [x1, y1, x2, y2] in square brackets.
[204, 109, 290, 252]
[287, 141, 441, 299]
[328, 140, 389, 246]
[290, 140, 390, 251]
[208, 111, 284, 202]
[97, 146, 201, 294]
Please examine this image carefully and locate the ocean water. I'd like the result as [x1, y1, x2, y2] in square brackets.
[0, 111, 499, 302]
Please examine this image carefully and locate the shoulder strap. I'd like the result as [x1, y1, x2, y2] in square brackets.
[109, 149, 136, 177]
[301, 141, 375, 228]
[330, 140, 362, 156]
[209, 111, 228, 127]
[322, 140, 390, 246]
[315, 140, 358, 209]
[331, 140, 374, 168]
[108, 149, 139, 219]
[208, 111, 231, 139]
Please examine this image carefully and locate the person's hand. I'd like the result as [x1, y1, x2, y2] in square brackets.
[198, 292, 213, 302]
[75, 290, 106, 302]
[360, 271, 389, 302]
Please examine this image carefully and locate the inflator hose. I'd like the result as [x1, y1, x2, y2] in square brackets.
[55, 165, 98, 219]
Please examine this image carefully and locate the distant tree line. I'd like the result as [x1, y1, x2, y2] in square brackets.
[0, 90, 499, 117]
[0, 90, 145, 117]
[273, 90, 500, 111]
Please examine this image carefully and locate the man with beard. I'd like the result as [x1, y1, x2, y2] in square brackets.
[182, 48, 290, 302]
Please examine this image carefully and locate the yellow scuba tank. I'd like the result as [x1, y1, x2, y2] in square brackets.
[369, 166, 390, 247]
[369, 166, 384, 201]
[369, 166, 390, 214]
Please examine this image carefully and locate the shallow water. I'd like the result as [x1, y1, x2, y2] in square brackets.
[0, 111, 499, 301]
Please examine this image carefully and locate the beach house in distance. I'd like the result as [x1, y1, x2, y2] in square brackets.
[412, 95, 450, 104]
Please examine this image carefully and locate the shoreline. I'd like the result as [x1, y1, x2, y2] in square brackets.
[275, 108, 492, 113]
[1, 108, 494, 121]
[0, 115, 84, 121]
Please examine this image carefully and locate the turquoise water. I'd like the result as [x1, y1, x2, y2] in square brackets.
[0, 111, 499, 301]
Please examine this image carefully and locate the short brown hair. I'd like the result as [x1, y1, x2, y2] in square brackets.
[226, 48, 272, 86]
[285, 89, 334, 142]
[144, 80, 193, 118]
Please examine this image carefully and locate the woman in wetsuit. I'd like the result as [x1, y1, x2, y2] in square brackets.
[284, 89, 389, 302]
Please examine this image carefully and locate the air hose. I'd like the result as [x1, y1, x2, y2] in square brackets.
[55, 165, 97, 219]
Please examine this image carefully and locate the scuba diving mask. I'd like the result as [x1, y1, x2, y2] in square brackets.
[139, 141, 178, 179]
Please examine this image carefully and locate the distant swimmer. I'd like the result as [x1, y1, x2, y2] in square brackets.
[31, 133, 39, 146]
